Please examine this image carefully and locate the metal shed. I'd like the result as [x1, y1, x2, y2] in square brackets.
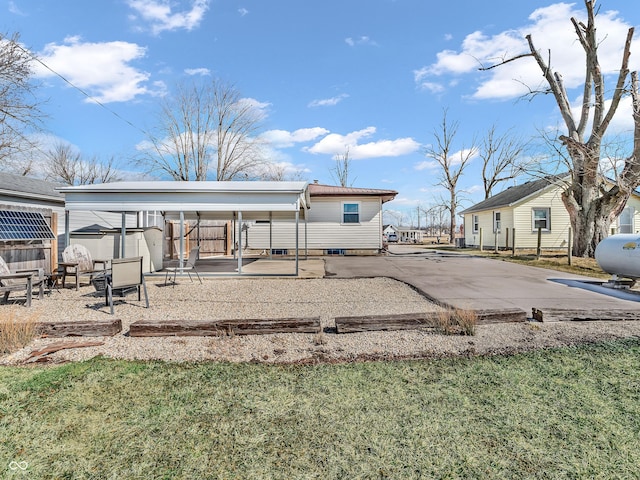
[58, 181, 311, 276]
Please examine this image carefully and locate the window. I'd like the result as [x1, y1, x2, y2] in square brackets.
[493, 211, 501, 233]
[532, 208, 551, 231]
[326, 249, 346, 255]
[342, 203, 360, 223]
[472, 215, 479, 233]
[619, 206, 634, 233]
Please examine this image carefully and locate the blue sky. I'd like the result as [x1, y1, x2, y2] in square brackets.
[4, 1, 640, 224]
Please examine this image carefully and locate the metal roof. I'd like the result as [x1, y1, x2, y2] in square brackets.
[308, 182, 398, 203]
[59, 181, 310, 218]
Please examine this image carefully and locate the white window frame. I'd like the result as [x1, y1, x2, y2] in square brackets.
[493, 211, 501, 233]
[532, 208, 551, 232]
[342, 202, 360, 224]
[472, 214, 479, 233]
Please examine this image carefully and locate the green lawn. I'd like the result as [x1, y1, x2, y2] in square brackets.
[2, 340, 640, 479]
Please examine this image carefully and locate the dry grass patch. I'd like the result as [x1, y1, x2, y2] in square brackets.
[436, 308, 477, 336]
[0, 307, 39, 355]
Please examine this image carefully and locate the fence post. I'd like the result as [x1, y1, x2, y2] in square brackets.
[479, 228, 483, 251]
[494, 230, 499, 253]
[511, 228, 516, 257]
[505, 227, 510, 250]
[536, 227, 542, 260]
[567, 227, 572, 266]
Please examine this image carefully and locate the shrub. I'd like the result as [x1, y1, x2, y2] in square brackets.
[435, 308, 477, 336]
[0, 307, 39, 355]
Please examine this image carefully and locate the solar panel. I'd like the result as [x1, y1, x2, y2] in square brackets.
[0, 210, 56, 241]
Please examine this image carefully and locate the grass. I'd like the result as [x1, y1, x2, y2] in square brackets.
[0, 307, 39, 355]
[2, 339, 640, 478]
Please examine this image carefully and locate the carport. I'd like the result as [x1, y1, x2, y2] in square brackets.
[58, 181, 310, 276]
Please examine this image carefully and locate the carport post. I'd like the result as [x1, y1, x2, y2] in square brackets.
[295, 209, 299, 276]
[121, 212, 127, 258]
[179, 211, 185, 272]
[237, 211, 243, 274]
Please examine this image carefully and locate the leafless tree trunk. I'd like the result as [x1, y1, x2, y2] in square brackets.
[0, 32, 44, 165]
[138, 79, 265, 181]
[425, 110, 475, 244]
[480, 125, 528, 199]
[45, 143, 122, 185]
[330, 148, 355, 187]
[482, 1, 640, 257]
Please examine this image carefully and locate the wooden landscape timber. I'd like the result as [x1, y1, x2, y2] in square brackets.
[129, 317, 322, 337]
[532, 308, 640, 322]
[335, 308, 526, 334]
[36, 318, 122, 337]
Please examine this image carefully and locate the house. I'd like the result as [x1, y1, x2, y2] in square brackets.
[244, 182, 398, 255]
[0, 172, 137, 273]
[383, 224, 398, 238]
[461, 174, 640, 250]
[397, 228, 423, 244]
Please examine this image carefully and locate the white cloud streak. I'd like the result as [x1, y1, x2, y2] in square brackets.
[127, 0, 210, 35]
[308, 94, 349, 107]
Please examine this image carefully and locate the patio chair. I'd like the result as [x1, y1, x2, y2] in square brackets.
[106, 256, 149, 315]
[164, 246, 202, 286]
[60, 244, 108, 290]
[0, 256, 45, 307]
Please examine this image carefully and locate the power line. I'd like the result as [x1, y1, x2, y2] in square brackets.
[15, 41, 149, 137]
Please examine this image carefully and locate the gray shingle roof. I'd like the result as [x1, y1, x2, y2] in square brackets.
[461, 174, 567, 214]
[0, 171, 65, 202]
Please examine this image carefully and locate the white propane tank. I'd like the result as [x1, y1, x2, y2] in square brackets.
[595, 234, 640, 279]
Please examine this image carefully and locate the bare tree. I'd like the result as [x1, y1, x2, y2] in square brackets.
[480, 125, 528, 199]
[425, 110, 476, 244]
[138, 79, 265, 181]
[45, 143, 122, 185]
[0, 32, 44, 166]
[482, 1, 640, 257]
[330, 148, 355, 187]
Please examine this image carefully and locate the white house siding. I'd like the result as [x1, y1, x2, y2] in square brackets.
[615, 195, 640, 234]
[244, 196, 383, 252]
[511, 187, 571, 249]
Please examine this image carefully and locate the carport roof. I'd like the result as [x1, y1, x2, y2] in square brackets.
[58, 181, 310, 218]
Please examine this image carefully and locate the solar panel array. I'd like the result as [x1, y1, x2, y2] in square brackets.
[0, 210, 55, 241]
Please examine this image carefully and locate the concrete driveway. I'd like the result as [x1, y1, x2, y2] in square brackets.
[324, 245, 640, 318]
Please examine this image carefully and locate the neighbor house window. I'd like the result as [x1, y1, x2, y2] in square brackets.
[619, 206, 634, 233]
[472, 215, 479, 233]
[342, 203, 360, 223]
[532, 208, 551, 231]
[493, 211, 501, 232]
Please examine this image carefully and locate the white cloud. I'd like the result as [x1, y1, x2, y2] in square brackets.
[35, 36, 154, 103]
[345, 36, 378, 47]
[308, 94, 349, 107]
[8, 1, 26, 15]
[261, 127, 330, 148]
[238, 7, 249, 16]
[305, 127, 420, 160]
[416, 3, 640, 101]
[127, 0, 210, 35]
[184, 67, 210, 76]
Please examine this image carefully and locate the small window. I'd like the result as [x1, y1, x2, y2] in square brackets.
[619, 206, 634, 234]
[493, 211, 501, 233]
[326, 249, 346, 255]
[472, 215, 479, 233]
[532, 208, 551, 231]
[271, 249, 288, 255]
[343, 203, 360, 224]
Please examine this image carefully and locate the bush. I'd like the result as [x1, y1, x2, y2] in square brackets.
[0, 307, 38, 354]
[435, 308, 477, 336]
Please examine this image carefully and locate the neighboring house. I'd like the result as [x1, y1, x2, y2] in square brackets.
[383, 224, 398, 238]
[0, 172, 136, 258]
[461, 174, 640, 250]
[245, 182, 398, 255]
[397, 228, 423, 244]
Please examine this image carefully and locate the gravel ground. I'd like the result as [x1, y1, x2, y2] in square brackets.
[3, 276, 640, 365]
